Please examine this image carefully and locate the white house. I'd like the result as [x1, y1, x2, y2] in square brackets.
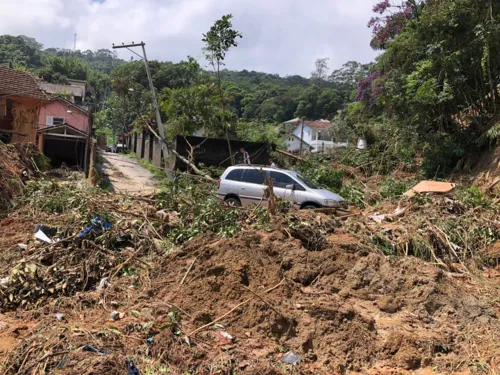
[284, 119, 346, 153]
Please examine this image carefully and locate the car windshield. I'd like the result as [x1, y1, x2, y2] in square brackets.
[294, 173, 320, 189]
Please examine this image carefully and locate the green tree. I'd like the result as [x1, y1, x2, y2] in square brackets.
[0, 35, 42, 68]
[330, 61, 372, 101]
[311, 57, 329, 83]
[161, 76, 224, 137]
[203, 14, 242, 163]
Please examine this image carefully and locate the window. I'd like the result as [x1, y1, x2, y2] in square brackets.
[46, 116, 65, 126]
[241, 169, 265, 185]
[296, 174, 319, 189]
[270, 171, 298, 189]
[226, 169, 243, 181]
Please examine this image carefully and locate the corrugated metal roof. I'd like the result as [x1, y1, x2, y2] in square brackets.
[0, 66, 47, 100]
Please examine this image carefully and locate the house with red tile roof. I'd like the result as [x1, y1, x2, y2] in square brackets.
[0, 66, 47, 144]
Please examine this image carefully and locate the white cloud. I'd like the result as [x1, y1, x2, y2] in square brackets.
[0, 0, 380, 76]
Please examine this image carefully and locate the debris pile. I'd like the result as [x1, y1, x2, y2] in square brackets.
[0, 142, 45, 215]
[0, 168, 498, 374]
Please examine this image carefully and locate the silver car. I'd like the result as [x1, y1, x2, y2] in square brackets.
[217, 165, 348, 209]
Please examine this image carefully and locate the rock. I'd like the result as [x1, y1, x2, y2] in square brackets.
[377, 296, 401, 313]
[110, 311, 124, 321]
[281, 351, 301, 365]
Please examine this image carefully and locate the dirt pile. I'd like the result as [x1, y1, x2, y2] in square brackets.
[0, 174, 498, 374]
[142, 230, 496, 373]
[0, 142, 45, 215]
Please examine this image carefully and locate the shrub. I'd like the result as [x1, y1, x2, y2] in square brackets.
[455, 185, 491, 208]
[295, 163, 344, 192]
[421, 136, 465, 178]
[340, 182, 366, 208]
[379, 178, 409, 198]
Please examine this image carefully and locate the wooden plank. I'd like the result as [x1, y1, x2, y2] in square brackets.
[0, 129, 27, 136]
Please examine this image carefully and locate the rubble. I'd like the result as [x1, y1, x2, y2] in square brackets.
[0, 142, 46, 216]
[0, 161, 497, 374]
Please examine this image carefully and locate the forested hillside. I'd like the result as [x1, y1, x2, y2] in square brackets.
[0, 34, 370, 139]
[2, 0, 500, 179]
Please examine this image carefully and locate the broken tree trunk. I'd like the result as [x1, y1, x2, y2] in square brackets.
[144, 122, 215, 182]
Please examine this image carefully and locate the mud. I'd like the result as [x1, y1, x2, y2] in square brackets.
[146, 230, 498, 373]
[0, 188, 498, 374]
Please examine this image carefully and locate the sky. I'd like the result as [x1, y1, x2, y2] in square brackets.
[0, 0, 380, 77]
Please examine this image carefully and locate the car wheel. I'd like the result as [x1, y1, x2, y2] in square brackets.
[302, 204, 319, 210]
[224, 197, 241, 207]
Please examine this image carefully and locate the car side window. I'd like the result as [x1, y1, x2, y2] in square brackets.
[226, 169, 243, 181]
[270, 171, 303, 190]
[241, 169, 265, 185]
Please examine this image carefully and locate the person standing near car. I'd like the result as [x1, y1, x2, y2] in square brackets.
[240, 148, 251, 164]
[269, 159, 276, 167]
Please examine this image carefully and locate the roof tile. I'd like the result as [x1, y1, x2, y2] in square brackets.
[0, 66, 47, 100]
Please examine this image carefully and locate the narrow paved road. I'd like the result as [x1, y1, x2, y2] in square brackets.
[98, 152, 157, 195]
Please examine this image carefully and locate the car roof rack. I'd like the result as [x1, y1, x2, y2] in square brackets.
[232, 164, 287, 170]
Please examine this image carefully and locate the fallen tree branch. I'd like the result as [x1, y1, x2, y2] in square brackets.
[144, 122, 214, 182]
[109, 246, 143, 280]
[180, 258, 196, 285]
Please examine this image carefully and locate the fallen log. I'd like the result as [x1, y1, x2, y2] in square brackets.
[144, 122, 215, 182]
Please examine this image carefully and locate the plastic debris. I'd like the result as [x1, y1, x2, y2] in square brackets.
[146, 337, 154, 345]
[0, 277, 9, 287]
[127, 359, 140, 375]
[77, 217, 111, 238]
[55, 313, 64, 321]
[33, 225, 57, 243]
[82, 345, 106, 355]
[17, 243, 28, 250]
[110, 310, 124, 321]
[281, 351, 301, 365]
[97, 277, 109, 293]
[370, 213, 386, 223]
[220, 331, 233, 340]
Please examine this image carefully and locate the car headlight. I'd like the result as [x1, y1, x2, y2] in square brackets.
[324, 199, 339, 207]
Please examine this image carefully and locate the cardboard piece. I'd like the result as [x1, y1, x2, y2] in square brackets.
[404, 181, 456, 198]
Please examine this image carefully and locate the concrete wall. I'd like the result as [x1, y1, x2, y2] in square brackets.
[152, 139, 162, 167]
[143, 133, 150, 161]
[136, 132, 143, 159]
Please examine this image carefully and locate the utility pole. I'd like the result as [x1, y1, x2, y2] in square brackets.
[112, 42, 169, 159]
[299, 119, 305, 155]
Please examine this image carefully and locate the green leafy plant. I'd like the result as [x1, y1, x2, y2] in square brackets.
[340, 182, 366, 207]
[455, 185, 491, 208]
[379, 178, 409, 198]
[295, 162, 344, 192]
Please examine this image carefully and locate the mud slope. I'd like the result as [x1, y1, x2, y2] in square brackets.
[150, 230, 498, 373]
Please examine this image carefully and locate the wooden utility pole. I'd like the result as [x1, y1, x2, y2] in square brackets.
[112, 42, 169, 160]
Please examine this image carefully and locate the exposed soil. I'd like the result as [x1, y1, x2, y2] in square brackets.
[0, 146, 498, 374]
[1, 222, 496, 374]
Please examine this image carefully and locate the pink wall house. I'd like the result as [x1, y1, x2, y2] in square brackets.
[39, 97, 89, 133]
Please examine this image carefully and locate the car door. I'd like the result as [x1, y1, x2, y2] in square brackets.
[219, 168, 244, 199]
[239, 168, 267, 206]
[269, 171, 304, 207]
